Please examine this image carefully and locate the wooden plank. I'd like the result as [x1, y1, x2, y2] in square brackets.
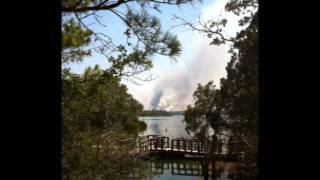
[136, 136, 231, 158]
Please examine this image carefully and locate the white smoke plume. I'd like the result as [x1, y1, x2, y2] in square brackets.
[148, 0, 243, 111]
[149, 43, 231, 111]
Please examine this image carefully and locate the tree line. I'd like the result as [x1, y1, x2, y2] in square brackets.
[184, 0, 258, 177]
[62, 0, 258, 179]
[62, 0, 200, 179]
[140, 110, 184, 116]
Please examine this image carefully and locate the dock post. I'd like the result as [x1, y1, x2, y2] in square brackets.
[211, 160, 216, 180]
[191, 141, 193, 153]
[161, 137, 163, 150]
[171, 139, 174, 151]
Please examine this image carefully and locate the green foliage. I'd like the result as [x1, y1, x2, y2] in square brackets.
[62, 19, 92, 49]
[184, 81, 223, 139]
[194, 0, 258, 46]
[225, 0, 258, 30]
[140, 110, 171, 116]
[184, 0, 258, 172]
[63, 65, 143, 131]
[62, 66, 149, 180]
[138, 121, 147, 131]
[169, 111, 184, 115]
[220, 11, 258, 147]
[61, 0, 196, 73]
[125, 9, 181, 58]
[185, 12, 258, 143]
[61, 1, 201, 179]
[139, 110, 184, 116]
[62, 18, 92, 63]
[123, 118, 147, 134]
[225, 0, 258, 17]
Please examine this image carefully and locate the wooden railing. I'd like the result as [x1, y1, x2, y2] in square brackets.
[137, 135, 223, 156]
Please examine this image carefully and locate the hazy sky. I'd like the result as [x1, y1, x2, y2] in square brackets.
[66, 0, 243, 111]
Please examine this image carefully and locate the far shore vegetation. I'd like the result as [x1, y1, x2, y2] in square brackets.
[139, 110, 184, 117]
[62, 0, 258, 179]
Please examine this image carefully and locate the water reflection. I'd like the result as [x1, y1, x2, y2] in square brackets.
[147, 159, 247, 180]
[150, 124, 161, 135]
[137, 116, 256, 180]
[139, 115, 223, 152]
[139, 115, 194, 138]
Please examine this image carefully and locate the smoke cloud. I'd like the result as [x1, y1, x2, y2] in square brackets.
[150, 71, 193, 111]
[125, 0, 245, 111]
[147, 0, 244, 111]
[150, 89, 164, 110]
[149, 43, 231, 111]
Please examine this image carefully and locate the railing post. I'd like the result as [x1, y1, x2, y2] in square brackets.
[205, 141, 207, 154]
[156, 138, 158, 151]
[142, 141, 144, 151]
[197, 141, 200, 154]
[165, 137, 167, 149]
[201, 141, 204, 154]
[151, 139, 153, 151]
[146, 140, 148, 151]
[171, 139, 174, 151]
[193, 141, 195, 153]
[161, 137, 164, 150]
[144, 140, 146, 151]
[151, 139, 154, 150]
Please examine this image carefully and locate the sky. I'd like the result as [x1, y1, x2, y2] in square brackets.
[66, 0, 244, 111]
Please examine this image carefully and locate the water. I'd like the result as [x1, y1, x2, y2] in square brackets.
[138, 115, 249, 180]
[139, 115, 192, 138]
[147, 159, 240, 180]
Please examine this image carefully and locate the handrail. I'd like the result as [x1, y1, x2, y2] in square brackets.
[137, 136, 222, 155]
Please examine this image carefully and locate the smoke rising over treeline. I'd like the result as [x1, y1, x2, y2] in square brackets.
[147, 0, 243, 111]
[149, 44, 231, 111]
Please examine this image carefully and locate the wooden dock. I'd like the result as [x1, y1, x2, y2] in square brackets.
[135, 135, 244, 160]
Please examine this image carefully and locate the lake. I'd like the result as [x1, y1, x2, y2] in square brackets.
[138, 115, 249, 180]
[139, 115, 193, 138]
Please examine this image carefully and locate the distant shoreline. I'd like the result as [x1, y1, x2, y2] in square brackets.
[140, 110, 184, 117]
